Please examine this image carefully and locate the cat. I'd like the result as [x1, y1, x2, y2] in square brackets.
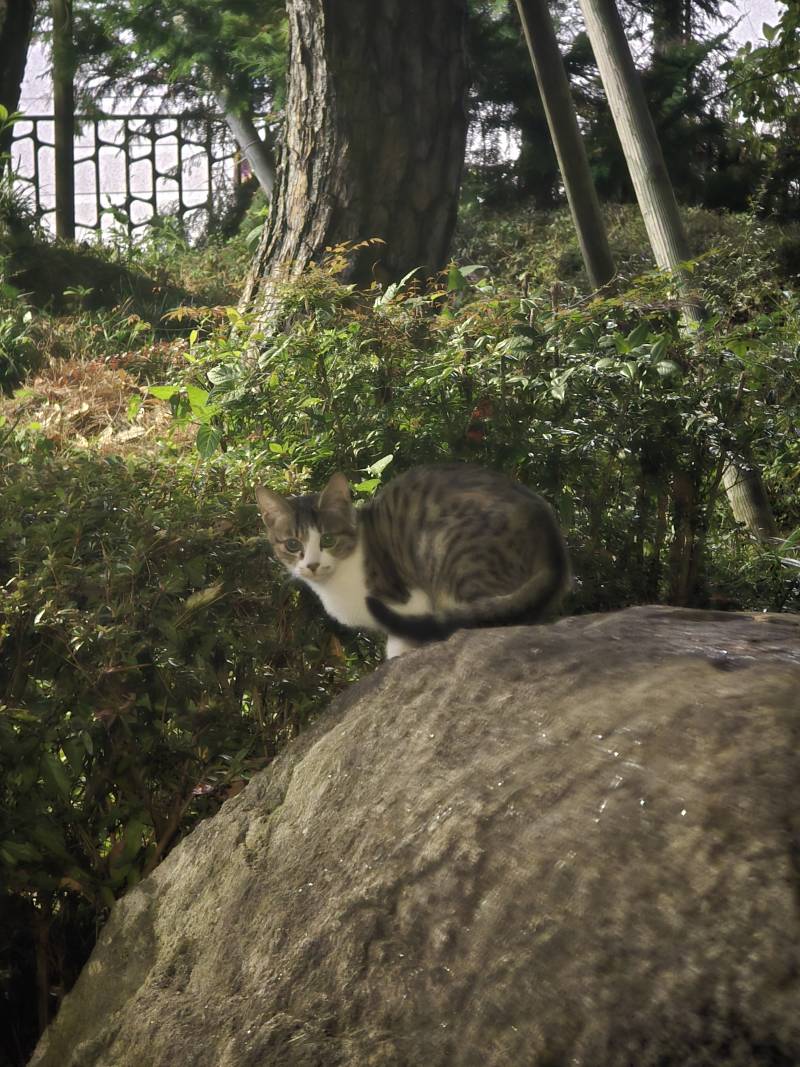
[255, 463, 570, 658]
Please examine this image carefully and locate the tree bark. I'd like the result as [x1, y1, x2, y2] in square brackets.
[577, 0, 776, 540]
[241, 0, 468, 314]
[514, 0, 615, 289]
[721, 461, 777, 541]
[0, 0, 37, 156]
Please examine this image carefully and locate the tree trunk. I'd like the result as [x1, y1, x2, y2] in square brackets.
[0, 0, 37, 157]
[577, 0, 695, 299]
[52, 0, 75, 240]
[721, 461, 777, 541]
[514, 0, 615, 289]
[668, 465, 704, 605]
[241, 0, 468, 314]
[650, 0, 690, 57]
[168, 11, 278, 201]
[215, 85, 277, 199]
[33, 901, 51, 1036]
[577, 0, 775, 539]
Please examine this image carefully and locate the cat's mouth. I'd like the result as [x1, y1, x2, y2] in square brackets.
[298, 567, 332, 582]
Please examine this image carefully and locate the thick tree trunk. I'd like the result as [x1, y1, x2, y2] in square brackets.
[241, 0, 468, 314]
[0, 0, 37, 156]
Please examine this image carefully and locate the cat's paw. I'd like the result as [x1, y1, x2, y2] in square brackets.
[385, 635, 420, 659]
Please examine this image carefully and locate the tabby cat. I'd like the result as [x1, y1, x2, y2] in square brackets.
[255, 463, 570, 658]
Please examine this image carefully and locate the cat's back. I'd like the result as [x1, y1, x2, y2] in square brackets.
[371, 462, 551, 520]
[362, 463, 570, 634]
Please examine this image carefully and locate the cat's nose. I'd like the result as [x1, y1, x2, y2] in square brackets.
[307, 562, 320, 572]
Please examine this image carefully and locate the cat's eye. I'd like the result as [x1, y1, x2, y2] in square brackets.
[320, 534, 337, 549]
[283, 538, 304, 554]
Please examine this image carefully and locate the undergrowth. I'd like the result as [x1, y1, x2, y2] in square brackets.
[1, 203, 799, 1063]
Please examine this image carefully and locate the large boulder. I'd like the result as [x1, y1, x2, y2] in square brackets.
[31, 606, 800, 1067]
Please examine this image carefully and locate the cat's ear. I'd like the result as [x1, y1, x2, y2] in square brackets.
[255, 485, 292, 529]
[319, 472, 352, 511]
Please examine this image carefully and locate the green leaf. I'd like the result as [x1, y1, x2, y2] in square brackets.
[613, 331, 630, 355]
[186, 385, 210, 413]
[119, 818, 149, 864]
[149, 385, 178, 401]
[207, 364, 235, 385]
[182, 581, 225, 615]
[42, 752, 72, 800]
[1, 840, 42, 863]
[650, 336, 669, 362]
[29, 823, 72, 861]
[550, 367, 576, 402]
[626, 320, 650, 348]
[366, 454, 394, 477]
[447, 264, 468, 293]
[656, 360, 682, 378]
[728, 340, 750, 359]
[63, 738, 85, 776]
[196, 424, 222, 458]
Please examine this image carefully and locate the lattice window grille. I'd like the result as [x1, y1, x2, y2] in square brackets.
[10, 113, 243, 240]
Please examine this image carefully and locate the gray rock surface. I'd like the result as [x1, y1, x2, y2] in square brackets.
[30, 606, 800, 1067]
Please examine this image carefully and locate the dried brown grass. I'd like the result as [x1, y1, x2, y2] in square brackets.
[0, 357, 192, 455]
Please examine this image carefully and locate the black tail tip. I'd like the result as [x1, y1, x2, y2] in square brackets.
[366, 595, 450, 642]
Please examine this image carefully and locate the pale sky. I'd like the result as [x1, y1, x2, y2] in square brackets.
[721, 0, 784, 45]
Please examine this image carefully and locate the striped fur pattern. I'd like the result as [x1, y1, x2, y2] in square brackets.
[255, 464, 570, 658]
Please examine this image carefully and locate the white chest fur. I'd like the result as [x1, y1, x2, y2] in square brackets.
[304, 540, 376, 630]
[299, 539, 433, 635]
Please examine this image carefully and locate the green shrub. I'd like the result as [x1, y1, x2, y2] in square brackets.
[163, 248, 799, 612]
[0, 434, 377, 1059]
[0, 265, 40, 392]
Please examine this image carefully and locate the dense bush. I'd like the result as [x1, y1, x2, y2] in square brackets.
[453, 203, 800, 290]
[169, 240, 800, 611]
[0, 434, 376, 1061]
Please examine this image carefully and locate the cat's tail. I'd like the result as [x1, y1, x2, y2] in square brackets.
[366, 555, 571, 643]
